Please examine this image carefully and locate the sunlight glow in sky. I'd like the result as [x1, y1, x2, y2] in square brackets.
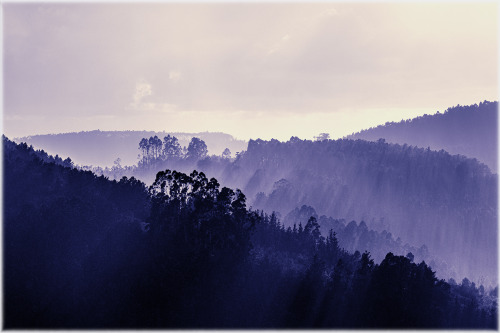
[3, 3, 498, 140]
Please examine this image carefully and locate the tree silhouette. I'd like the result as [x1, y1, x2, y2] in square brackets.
[163, 135, 182, 159]
[186, 137, 208, 160]
[222, 148, 231, 159]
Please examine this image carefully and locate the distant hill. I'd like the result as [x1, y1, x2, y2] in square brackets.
[15, 130, 247, 167]
[346, 101, 498, 172]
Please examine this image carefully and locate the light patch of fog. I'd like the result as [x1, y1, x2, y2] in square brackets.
[132, 80, 153, 105]
[169, 70, 182, 82]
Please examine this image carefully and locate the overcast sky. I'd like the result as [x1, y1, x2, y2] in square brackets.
[3, 2, 498, 140]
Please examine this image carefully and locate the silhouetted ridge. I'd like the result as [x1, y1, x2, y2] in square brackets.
[3, 136, 150, 328]
[347, 100, 498, 171]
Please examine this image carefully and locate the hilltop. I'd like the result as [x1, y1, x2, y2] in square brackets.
[347, 101, 497, 172]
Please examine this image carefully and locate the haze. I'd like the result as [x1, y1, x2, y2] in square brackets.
[3, 3, 498, 140]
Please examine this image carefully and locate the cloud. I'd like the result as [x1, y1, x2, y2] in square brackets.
[169, 70, 182, 82]
[133, 80, 152, 104]
[128, 79, 179, 113]
[127, 101, 177, 114]
[320, 8, 338, 17]
[141, 102, 177, 113]
[268, 34, 291, 55]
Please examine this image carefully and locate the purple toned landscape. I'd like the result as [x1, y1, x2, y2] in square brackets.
[3, 2, 498, 329]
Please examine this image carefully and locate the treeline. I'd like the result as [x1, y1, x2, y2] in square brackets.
[92, 135, 232, 184]
[347, 100, 498, 171]
[3, 136, 150, 327]
[6, 140, 75, 168]
[138, 135, 222, 165]
[16, 130, 247, 167]
[283, 205, 452, 275]
[3, 137, 496, 328]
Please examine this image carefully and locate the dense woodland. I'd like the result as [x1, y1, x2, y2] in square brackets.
[228, 136, 497, 285]
[103, 128, 497, 285]
[283, 205, 448, 271]
[92, 137, 446, 271]
[348, 101, 498, 171]
[3, 136, 497, 328]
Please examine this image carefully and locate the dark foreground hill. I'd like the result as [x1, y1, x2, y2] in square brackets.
[4, 137, 496, 328]
[3, 137, 150, 327]
[347, 101, 498, 172]
[15, 130, 247, 167]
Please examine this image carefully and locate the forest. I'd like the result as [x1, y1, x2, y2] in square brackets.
[348, 101, 498, 171]
[95, 126, 497, 286]
[3, 136, 497, 328]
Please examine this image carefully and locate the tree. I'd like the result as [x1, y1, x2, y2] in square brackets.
[163, 135, 183, 159]
[286, 254, 326, 327]
[304, 216, 322, 248]
[62, 157, 74, 168]
[149, 136, 163, 160]
[314, 133, 330, 141]
[186, 137, 208, 160]
[222, 148, 231, 159]
[148, 137, 156, 160]
[139, 138, 148, 165]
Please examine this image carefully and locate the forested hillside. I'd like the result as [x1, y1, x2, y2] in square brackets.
[218, 138, 497, 284]
[100, 132, 497, 285]
[4, 137, 150, 327]
[86, 136, 451, 276]
[283, 205, 446, 272]
[347, 101, 498, 171]
[15, 130, 247, 167]
[4, 137, 496, 328]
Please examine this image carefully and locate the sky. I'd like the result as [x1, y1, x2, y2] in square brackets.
[3, 2, 498, 141]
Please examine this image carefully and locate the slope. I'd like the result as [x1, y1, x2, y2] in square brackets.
[347, 101, 498, 172]
[3, 136, 150, 327]
[3, 137, 495, 328]
[208, 137, 497, 284]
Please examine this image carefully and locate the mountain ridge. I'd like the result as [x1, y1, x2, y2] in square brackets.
[346, 100, 498, 172]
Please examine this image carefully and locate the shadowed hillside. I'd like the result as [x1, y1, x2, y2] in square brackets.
[4, 137, 496, 329]
[199, 137, 496, 285]
[97, 126, 497, 285]
[347, 101, 498, 172]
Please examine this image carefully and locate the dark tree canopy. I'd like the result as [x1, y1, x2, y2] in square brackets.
[187, 137, 208, 160]
[163, 134, 183, 159]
